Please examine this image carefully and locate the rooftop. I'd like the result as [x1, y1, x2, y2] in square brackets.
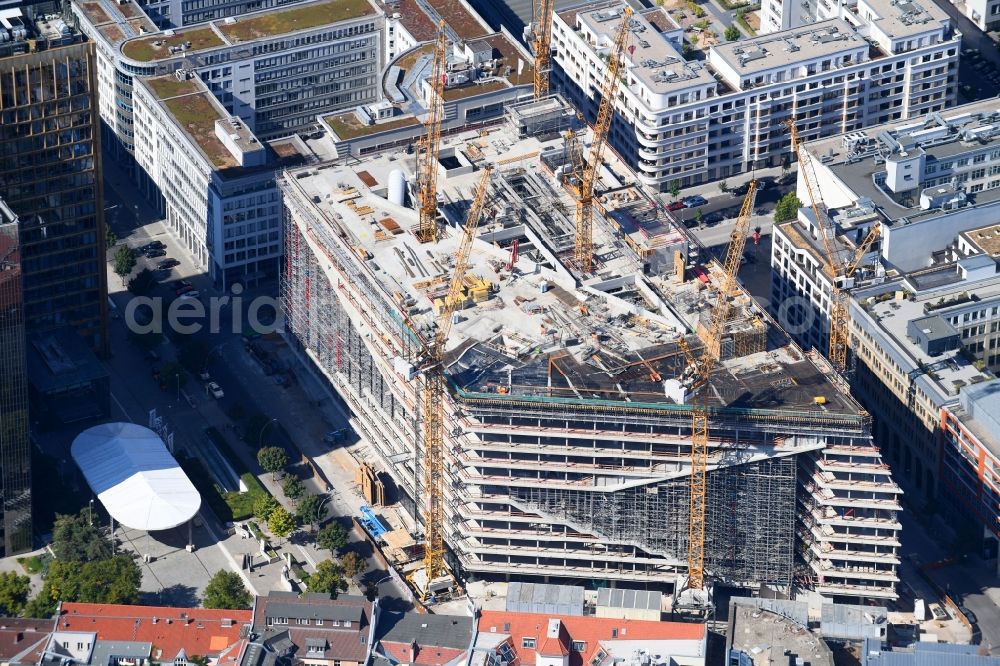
[140, 76, 238, 169]
[0, 619, 54, 664]
[424, 0, 489, 40]
[711, 19, 865, 78]
[57, 603, 250, 663]
[729, 604, 834, 666]
[118, 0, 377, 63]
[376, 612, 473, 665]
[282, 101, 870, 435]
[323, 112, 421, 140]
[857, 0, 951, 40]
[955, 378, 1000, 459]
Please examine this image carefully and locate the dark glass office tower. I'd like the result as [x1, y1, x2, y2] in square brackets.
[0, 42, 109, 353]
[0, 199, 31, 556]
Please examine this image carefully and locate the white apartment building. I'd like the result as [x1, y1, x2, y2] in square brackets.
[550, 0, 960, 191]
[133, 73, 285, 287]
[771, 99, 1000, 500]
[72, 0, 385, 176]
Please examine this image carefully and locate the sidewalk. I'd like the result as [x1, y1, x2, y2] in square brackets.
[681, 163, 791, 200]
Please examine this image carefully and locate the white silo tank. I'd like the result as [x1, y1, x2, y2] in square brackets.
[388, 169, 407, 207]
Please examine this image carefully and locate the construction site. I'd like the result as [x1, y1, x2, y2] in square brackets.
[279, 91, 902, 604]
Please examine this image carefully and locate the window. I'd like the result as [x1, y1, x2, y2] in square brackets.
[316, 620, 324, 626]
[611, 629, 618, 638]
[344, 621, 352, 628]
[522, 638, 537, 649]
[571, 642, 587, 652]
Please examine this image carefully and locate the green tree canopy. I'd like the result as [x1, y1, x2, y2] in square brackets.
[257, 447, 288, 477]
[253, 495, 280, 523]
[669, 180, 681, 200]
[34, 555, 142, 616]
[202, 570, 253, 610]
[0, 572, 30, 616]
[340, 551, 366, 579]
[317, 522, 349, 554]
[724, 24, 740, 41]
[128, 268, 157, 295]
[52, 511, 112, 562]
[295, 494, 326, 528]
[773, 192, 803, 223]
[113, 246, 137, 286]
[105, 224, 118, 250]
[282, 476, 305, 500]
[308, 560, 347, 598]
[268, 506, 296, 540]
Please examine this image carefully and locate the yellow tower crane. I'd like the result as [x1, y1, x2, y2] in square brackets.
[417, 23, 448, 243]
[787, 119, 880, 373]
[571, 6, 631, 273]
[532, 0, 556, 98]
[418, 164, 494, 594]
[676, 179, 759, 595]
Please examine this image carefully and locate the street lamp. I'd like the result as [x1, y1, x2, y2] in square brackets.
[88, 499, 94, 526]
[258, 418, 279, 448]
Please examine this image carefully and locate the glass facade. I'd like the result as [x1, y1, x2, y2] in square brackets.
[0, 42, 109, 353]
[0, 201, 32, 556]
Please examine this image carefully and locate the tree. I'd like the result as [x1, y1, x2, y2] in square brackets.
[694, 208, 704, 226]
[781, 152, 792, 177]
[282, 476, 305, 500]
[718, 179, 729, 194]
[295, 494, 327, 529]
[267, 506, 296, 540]
[113, 245, 137, 286]
[724, 24, 740, 41]
[158, 362, 188, 392]
[253, 495, 280, 523]
[363, 582, 379, 601]
[340, 551, 366, 579]
[128, 268, 157, 295]
[202, 570, 253, 610]
[308, 560, 347, 597]
[257, 446, 288, 478]
[40, 555, 142, 610]
[317, 522, 349, 553]
[668, 180, 681, 201]
[0, 572, 30, 616]
[52, 511, 112, 563]
[773, 192, 803, 223]
[105, 224, 118, 250]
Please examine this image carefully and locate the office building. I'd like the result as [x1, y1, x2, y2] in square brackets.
[772, 99, 1000, 518]
[132, 74, 286, 287]
[280, 98, 900, 601]
[72, 0, 385, 170]
[0, 199, 31, 557]
[549, 0, 959, 191]
[0, 38, 109, 353]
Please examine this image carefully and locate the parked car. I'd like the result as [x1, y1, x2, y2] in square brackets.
[666, 200, 686, 211]
[158, 258, 180, 269]
[145, 248, 166, 258]
[206, 381, 224, 399]
[703, 211, 724, 225]
[175, 283, 194, 296]
[143, 240, 166, 250]
[683, 195, 708, 208]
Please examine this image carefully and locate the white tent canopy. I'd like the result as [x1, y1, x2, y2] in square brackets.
[71, 423, 201, 531]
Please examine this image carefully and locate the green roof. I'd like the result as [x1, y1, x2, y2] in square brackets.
[122, 26, 224, 62]
[323, 112, 420, 139]
[143, 77, 236, 169]
[219, 0, 377, 41]
[145, 76, 202, 99]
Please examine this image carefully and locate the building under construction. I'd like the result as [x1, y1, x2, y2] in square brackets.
[280, 97, 901, 602]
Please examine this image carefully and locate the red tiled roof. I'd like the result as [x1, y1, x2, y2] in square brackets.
[477, 612, 705, 666]
[381, 641, 467, 666]
[252, 594, 372, 662]
[58, 603, 251, 662]
[0, 619, 54, 662]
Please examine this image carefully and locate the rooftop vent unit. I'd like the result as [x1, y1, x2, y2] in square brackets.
[735, 43, 767, 65]
[812, 27, 847, 43]
[783, 37, 800, 52]
[652, 69, 678, 83]
[628, 18, 645, 31]
[594, 9, 622, 22]
[640, 58, 669, 68]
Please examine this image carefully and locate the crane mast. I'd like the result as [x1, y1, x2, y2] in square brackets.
[678, 179, 758, 593]
[574, 7, 630, 273]
[787, 120, 879, 373]
[532, 0, 555, 98]
[417, 24, 448, 243]
[419, 165, 494, 591]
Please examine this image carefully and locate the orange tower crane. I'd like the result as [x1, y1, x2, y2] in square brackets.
[418, 164, 494, 592]
[677, 178, 759, 593]
[532, 0, 556, 98]
[787, 119, 880, 373]
[417, 23, 448, 243]
[572, 6, 631, 273]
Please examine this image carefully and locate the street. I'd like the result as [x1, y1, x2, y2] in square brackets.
[101, 158, 413, 608]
